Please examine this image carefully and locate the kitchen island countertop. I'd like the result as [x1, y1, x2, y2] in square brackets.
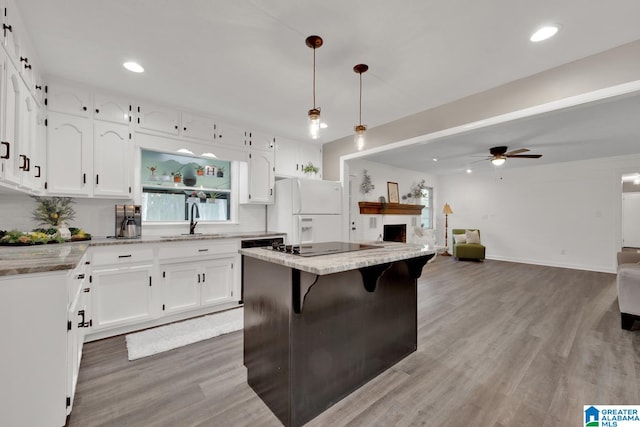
[0, 231, 284, 277]
[239, 241, 438, 275]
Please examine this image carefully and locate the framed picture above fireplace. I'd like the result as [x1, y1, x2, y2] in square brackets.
[387, 182, 399, 203]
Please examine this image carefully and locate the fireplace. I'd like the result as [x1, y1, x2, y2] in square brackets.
[383, 224, 406, 243]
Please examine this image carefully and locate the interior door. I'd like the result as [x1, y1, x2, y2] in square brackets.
[622, 193, 640, 247]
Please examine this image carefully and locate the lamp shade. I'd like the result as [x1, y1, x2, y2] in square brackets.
[443, 203, 453, 215]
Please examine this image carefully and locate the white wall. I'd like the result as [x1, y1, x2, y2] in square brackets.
[0, 192, 266, 237]
[344, 158, 439, 243]
[439, 153, 640, 273]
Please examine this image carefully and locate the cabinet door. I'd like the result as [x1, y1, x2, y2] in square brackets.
[200, 257, 235, 306]
[248, 131, 275, 152]
[93, 121, 131, 197]
[1, 0, 18, 62]
[273, 137, 299, 177]
[94, 92, 130, 125]
[47, 83, 91, 117]
[136, 103, 179, 135]
[299, 142, 322, 179]
[181, 112, 216, 141]
[91, 265, 154, 331]
[162, 262, 200, 314]
[29, 108, 46, 193]
[215, 121, 246, 148]
[46, 112, 92, 196]
[246, 150, 274, 204]
[17, 85, 36, 189]
[2, 59, 21, 185]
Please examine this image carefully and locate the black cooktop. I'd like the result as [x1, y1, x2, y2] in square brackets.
[265, 241, 380, 257]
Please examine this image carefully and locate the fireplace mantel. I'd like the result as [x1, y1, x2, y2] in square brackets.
[358, 202, 424, 215]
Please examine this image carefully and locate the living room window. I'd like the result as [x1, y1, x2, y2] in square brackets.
[419, 187, 433, 229]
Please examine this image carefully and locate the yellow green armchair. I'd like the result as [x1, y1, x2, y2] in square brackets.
[452, 229, 486, 261]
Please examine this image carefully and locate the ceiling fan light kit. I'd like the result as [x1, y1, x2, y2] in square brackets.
[487, 146, 542, 166]
[306, 35, 323, 140]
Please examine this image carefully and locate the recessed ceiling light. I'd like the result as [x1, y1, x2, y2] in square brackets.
[123, 61, 144, 73]
[432, 158, 438, 162]
[530, 25, 559, 42]
[466, 169, 472, 174]
[320, 122, 328, 129]
[201, 152, 217, 158]
[177, 148, 194, 154]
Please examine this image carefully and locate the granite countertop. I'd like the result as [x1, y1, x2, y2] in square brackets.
[0, 231, 284, 277]
[239, 242, 438, 275]
[0, 242, 91, 277]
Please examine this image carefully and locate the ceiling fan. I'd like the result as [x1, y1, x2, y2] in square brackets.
[480, 146, 543, 166]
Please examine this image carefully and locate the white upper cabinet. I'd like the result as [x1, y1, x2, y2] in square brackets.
[93, 121, 131, 197]
[240, 150, 274, 204]
[181, 112, 217, 141]
[47, 83, 91, 117]
[247, 131, 275, 152]
[17, 84, 36, 190]
[2, 57, 21, 185]
[214, 120, 245, 149]
[274, 137, 322, 179]
[1, 0, 19, 63]
[93, 92, 130, 125]
[30, 108, 46, 193]
[46, 112, 93, 196]
[136, 102, 180, 135]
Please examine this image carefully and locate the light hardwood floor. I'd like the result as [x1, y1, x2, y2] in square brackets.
[66, 257, 640, 427]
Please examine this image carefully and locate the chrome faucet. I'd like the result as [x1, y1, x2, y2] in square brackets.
[189, 201, 200, 234]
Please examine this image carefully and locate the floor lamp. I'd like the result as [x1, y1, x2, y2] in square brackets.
[442, 203, 453, 256]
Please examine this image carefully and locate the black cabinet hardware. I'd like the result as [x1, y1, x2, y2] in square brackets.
[0, 141, 9, 159]
[3, 23, 12, 32]
[197, 273, 201, 283]
[198, 248, 208, 252]
[34, 165, 41, 178]
[82, 106, 87, 111]
[35, 85, 42, 90]
[118, 254, 132, 258]
[183, 127, 187, 131]
[19, 154, 29, 171]
[174, 125, 178, 129]
[202, 273, 206, 282]
[83, 173, 86, 184]
[75, 273, 85, 280]
[83, 288, 90, 293]
[95, 109, 100, 114]
[19, 56, 28, 63]
[96, 174, 99, 185]
[24, 64, 31, 70]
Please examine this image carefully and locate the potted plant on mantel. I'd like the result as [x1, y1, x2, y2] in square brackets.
[359, 169, 375, 201]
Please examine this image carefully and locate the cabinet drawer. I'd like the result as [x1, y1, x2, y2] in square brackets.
[91, 246, 154, 266]
[158, 241, 238, 261]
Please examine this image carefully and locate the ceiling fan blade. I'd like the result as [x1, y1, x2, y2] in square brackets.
[504, 148, 529, 156]
[508, 154, 542, 159]
[470, 158, 490, 164]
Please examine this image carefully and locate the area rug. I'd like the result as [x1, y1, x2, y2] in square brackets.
[125, 308, 243, 361]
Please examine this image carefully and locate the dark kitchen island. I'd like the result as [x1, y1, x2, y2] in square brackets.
[239, 241, 437, 427]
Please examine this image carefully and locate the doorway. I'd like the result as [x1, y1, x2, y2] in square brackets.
[622, 173, 640, 248]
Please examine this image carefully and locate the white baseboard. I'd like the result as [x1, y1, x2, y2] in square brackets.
[485, 255, 616, 274]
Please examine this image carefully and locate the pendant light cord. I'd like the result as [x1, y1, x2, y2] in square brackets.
[312, 48, 317, 109]
[358, 72, 363, 125]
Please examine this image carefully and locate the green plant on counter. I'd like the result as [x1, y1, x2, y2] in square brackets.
[31, 196, 76, 227]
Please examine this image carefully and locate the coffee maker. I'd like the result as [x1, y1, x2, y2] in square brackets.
[115, 205, 142, 239]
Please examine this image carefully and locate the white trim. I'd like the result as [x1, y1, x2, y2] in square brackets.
[486, 255, 615, 274]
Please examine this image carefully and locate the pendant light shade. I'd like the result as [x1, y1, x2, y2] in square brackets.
[353, 64, 368, 151]
[306, 35, 323, 140]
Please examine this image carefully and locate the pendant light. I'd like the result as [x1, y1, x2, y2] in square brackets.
[353, 64, 368, 151]
[305, 35, 323, 139]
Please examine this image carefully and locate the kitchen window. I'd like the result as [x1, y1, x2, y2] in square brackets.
[141, 149, 231, 222]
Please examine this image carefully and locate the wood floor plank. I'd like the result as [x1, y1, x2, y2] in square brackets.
[65, 257, 640, 427]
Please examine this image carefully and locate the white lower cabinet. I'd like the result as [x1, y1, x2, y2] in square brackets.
[0, 268, 79, 427]
[91, 264, 155, 331]
[162, 256, 236, 315]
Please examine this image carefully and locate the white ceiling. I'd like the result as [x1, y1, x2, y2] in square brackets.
[15, 0, 640, 153]
[362, 89, 640, 175]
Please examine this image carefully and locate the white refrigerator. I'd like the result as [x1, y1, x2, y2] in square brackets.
[268, 178, 343, 245]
